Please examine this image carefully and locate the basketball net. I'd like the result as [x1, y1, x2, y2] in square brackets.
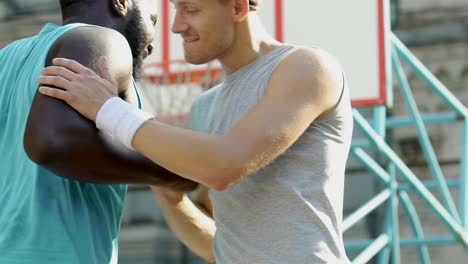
[138, 60, 222, 127]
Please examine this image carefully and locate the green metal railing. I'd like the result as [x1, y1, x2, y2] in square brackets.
[343, 3, 468, 261]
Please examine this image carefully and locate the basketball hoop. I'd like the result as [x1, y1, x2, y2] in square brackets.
[138, 60, 222, 127]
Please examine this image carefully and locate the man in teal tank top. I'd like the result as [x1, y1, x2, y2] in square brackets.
[36, 0, 353, 262]
[0, 0, 197, 263]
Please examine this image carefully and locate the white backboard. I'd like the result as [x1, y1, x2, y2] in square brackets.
[145, 0, 389, 107]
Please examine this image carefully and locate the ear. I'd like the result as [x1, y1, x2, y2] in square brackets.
[111, 0, 131, 17]
[232, 0, 250, 22]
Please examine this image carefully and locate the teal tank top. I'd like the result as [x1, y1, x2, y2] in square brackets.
[0, 23, 131, 264]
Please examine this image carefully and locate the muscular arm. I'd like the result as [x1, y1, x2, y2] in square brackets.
[36, 47, 343, 191]
[132, 48, 344, 190]
[24, 27, 197, 191]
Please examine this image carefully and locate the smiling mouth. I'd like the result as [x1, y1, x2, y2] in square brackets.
[184, 38, 199, 43]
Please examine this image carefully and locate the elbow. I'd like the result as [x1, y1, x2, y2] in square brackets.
[200, 141, 249, 191]
[204, 253, 216, 263]
[204, 161, 245, 192]
[24, 134, 67, 166]
[208, 174, 239, 192]
[207, 178, 231, 192]
[24, 135, 51, 166]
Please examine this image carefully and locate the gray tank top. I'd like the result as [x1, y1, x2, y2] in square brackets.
[190, 45, 352, 264]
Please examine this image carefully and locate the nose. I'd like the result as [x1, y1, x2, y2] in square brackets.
[147, 44, 154, 56]
[171, 11, 188, 34]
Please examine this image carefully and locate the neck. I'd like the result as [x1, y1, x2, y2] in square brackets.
[62, 4, 117, 29]
[218, 13, 281, 74]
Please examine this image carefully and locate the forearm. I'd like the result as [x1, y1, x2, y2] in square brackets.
[32, 130, 197, 191]
[133, 121, 243, 190]
[157, 194, 216, 262]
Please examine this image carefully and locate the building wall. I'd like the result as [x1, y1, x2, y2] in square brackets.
[400, 0, 468, 11]
[385, 1, 468, 262]
[392, 0, 468, 163]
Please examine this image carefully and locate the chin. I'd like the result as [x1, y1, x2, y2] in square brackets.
[185, 56, 209, 65]
[186, 52, 219, 65]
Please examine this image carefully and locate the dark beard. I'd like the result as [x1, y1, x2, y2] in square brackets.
[123, 7, 148, 81]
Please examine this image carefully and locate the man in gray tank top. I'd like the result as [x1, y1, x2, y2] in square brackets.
[37, 0, 353, 263]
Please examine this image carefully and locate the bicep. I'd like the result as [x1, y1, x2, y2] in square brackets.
[24, 28, 132, 159]
[224, 83, 323, 174]
[225, 49, 342, 174]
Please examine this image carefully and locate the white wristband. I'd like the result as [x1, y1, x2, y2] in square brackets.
[96, 97, 153, 149]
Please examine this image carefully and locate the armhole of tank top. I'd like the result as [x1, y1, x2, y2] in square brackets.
[132, 79, 142, 109]
[44, 25, 91, 69]
[259, 46, 300, 99]
[315, 71, 346, 121]
[39, 25, 81, 88]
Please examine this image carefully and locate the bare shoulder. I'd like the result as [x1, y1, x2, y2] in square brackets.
[269, 46, 344, 110]
[49, 26, 133, 85]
